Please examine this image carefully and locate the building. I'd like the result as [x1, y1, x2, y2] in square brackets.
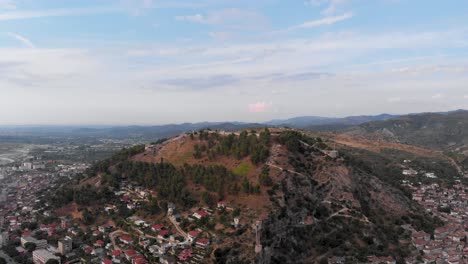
[193, 210, 209, 219]
[217, 201, 228, 209]
[119, 235, 133, 245]
[0, 231, 9, 247]
[33, 249, 61, 264]
[188, 230, 200, 242]
[21, 236, 47, 249]
[58, 238, 72, 255]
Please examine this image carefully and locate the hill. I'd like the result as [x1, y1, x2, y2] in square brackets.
[43, 128, 457, 263]
[345, 110, 468, 150]
[265, 114, 396, 128]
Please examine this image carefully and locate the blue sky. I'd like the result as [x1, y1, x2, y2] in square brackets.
[1, 0, 468, 125]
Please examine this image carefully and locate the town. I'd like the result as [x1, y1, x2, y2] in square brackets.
[0, 137, 467, 264]
[0, 142, 241, 264]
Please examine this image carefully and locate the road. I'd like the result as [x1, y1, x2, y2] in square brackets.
[266, 161, 307, 177]
[109, 230, 129, 250]
[168, 216, 188, 239]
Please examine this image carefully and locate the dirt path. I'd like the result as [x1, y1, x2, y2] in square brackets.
[110, 230, 129, 250]
[168, 215, 188, 239]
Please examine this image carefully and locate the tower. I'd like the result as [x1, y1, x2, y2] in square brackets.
[254, 220, 262, 253]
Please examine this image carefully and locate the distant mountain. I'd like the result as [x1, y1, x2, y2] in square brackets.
[265, 114, 397, 128]
[2, 110, 466, 144]
[346, 110, 468, 150]
[0, 122, 265, 143]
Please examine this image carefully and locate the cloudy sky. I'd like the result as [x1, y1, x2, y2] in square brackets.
[1, 0, 468, 125]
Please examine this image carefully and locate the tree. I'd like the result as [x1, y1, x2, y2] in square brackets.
[259, 166, 273, 186]
[193, 144, 202, 159]
[82, 208, 95, 225]
[0, 257, 6, 264]
[259, 128, 271, 145]
[24, 242, 36, 252]
[319, 258, 328, 264]
[147, 197, 161, 214]
[2, 245, 19, 257]
[202, 191, 215, 207]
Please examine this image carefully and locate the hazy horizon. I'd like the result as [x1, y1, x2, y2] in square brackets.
[0, 108, 466, 127]
[1, 0, 468, 125]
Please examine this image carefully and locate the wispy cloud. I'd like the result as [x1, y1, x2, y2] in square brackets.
[6, 32, 35, 48]
[0, 7, 120, 21]
[0, 0, 16, 10]
[175, 9, 269, 30]
[160, 75, 239, 90]
[175, 14, 206, 23]
[269, 12, 354, 35]
[306, 0, 350, 15]
[298, 12, 353, 28]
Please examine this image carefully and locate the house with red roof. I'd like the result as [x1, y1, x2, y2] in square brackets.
[94, 240, 105, 247]
[187, 230, 200, 243]
[178, 249, 192, 261]
[158, 230, 170, 240]
[125, 249, 138, 261]
[193, 210, 209, 219]
[151, 224, 163, 232]
[119, 235, 133, 245]
[132, 255, 148, 264]
[102, 259, 112, 264]
[217, 201, 228, 209]
[112, 249, 122, 258]
[84, 246, 93, 254]
[195, 238, 210, 248]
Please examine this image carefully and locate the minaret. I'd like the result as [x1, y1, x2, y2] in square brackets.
[255, 220, 262, 253]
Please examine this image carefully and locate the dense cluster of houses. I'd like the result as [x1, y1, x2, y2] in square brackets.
[102, 184, 219, 264]
[404, 183, 468, 263]
[0, 165, 229, 264]
[0, 159, 91, 263]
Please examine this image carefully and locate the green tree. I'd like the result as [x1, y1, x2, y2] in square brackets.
[202, 191, 215, 207]
[259, 128, 271, 145]
[82, 208, 95, 225]
[147, 197, 161, 214]
[24, 242, 36, 252]
[259, 166, 273, 186]
[193, 144, 202, 159]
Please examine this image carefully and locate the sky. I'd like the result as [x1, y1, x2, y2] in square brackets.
[1, 0, 468, 125]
